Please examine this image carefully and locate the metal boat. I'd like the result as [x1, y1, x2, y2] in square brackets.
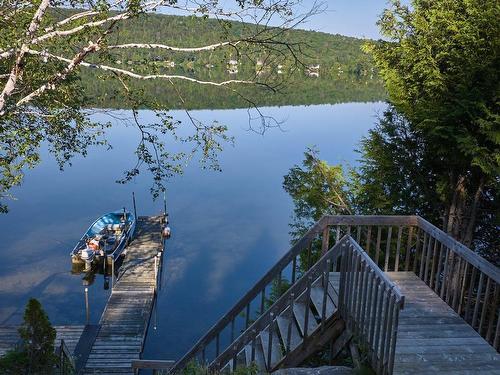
[71, 209, 136, 269]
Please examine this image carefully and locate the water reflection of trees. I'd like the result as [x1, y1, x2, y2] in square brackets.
[81, 73, 386, 110]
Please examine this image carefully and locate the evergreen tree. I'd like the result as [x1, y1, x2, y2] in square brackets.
[0, 299, 57, 374]
[361, 0, 499, 253]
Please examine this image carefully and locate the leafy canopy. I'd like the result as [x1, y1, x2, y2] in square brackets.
[365, 0, 499, 181]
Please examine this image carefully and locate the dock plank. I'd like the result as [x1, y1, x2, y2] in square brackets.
[387, 272, 500, 375]
[0, 325, 84, 357]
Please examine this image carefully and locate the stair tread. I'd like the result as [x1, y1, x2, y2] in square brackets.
[276, 313, 302, 352]
[260, 324, 283, 370]
[310, 285, 336, 320]
[293, 302, 318, 337]
[244, 342, 266, 371]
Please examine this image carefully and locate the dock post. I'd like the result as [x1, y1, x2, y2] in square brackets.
[154, 254, 158, 291]
[132, 192, 137, 222]
[84, 287, 89, 325]
[110, 256, 115, 290]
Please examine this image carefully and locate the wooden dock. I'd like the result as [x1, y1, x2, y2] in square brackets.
[388, 272, 500, 375]
[82, 216, 163, 375]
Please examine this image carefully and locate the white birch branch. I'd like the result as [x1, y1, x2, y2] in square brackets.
[16, 42, 101, 107]
[0, 0, 51, 114]
[44, 10, 100, 31]
[31, 12, 132, 45]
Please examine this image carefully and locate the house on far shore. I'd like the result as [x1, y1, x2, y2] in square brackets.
[306, 64, 320, 77]
[227, 59, 238, 74]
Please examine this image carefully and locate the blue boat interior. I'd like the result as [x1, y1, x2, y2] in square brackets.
[86, 212, 133, 237]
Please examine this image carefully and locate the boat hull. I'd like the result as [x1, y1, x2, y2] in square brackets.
[71, 211, 136, 264]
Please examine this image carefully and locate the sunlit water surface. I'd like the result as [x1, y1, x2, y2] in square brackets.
[0, 102, 386, 359]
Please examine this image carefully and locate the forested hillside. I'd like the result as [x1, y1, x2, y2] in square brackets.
[50, 9, 384, 108]
[95, 11, 377, 76]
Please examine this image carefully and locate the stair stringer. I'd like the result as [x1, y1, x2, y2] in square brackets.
[273, 313, 347, 371]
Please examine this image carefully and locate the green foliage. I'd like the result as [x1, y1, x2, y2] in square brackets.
[265, 276, 291, 309]
[283, 148, 353, 271]
[283, 147, 352, 242]
[353, 106, 441, 220]
[0, 350, 28, 374]
[361, 0, 499, 254]
[19, 298, 57, 374]
[365, 0, 499, 179]
[0, 298, 57, 375]
[180, 360, 258, 375]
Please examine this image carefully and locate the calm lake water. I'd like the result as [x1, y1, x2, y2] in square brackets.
[0, 101, 386, 359]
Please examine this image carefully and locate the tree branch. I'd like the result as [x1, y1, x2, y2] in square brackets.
[0, 0, 50, 114]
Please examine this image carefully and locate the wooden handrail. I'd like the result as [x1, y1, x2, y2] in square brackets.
[56, 339, 75, 374]
[348, 238, 405, 307]
[339, 237, 405, 375]
[416, 216, 500, 284]
[324, 215, 418, 227]
[210, 237, 347, 372]
[171, 217, 329, 372]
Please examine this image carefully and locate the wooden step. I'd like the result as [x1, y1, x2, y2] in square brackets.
[244, 341, 266, 370]
[276, 313, 302, 352]
[259, 324, 283, 370]
[293, 302, 318, 337]
[309, 285, 336, 320]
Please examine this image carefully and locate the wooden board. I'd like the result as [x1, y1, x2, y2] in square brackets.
[387, 272, 500, 375]
[0, 325, 84, 357]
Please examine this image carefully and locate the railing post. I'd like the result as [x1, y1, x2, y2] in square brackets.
[404, 226, 413, 271]
[251, 329, 257, 361]
[322, 225, 330, 256]
[321, 259, 330, 326]
[384, 226, 392, 272]
[110, 256, 115, 290]
[303, 276, 312, 341]
[267, 314, 274, 370]
[287, 293, 295, 352]
[230, 318, 235, 342]
[245, 303, 251, 329]
[132, 191, 137, 222]
[59, 340, 63, 374]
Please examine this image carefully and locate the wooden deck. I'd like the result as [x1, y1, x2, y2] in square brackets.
[0, 325, 84, 357]
[82, 216, 163, 375]
[387, 272, 500, 375]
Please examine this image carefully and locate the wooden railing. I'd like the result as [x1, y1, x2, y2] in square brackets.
[413, 217, 500, 350]
[210, 237, 347, 373]
[55, 339, 75, 375]
[170, 217, 333, 373]
[338, 238, 405, 375]
[322, 215, 500, 351]
[167, 215, 499, 374]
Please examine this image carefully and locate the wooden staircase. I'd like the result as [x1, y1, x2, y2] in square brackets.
[219, 270, 341, 373]
[165, 215, 499, 375]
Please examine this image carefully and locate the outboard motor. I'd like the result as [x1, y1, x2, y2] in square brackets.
[80, 248, 95, 271]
